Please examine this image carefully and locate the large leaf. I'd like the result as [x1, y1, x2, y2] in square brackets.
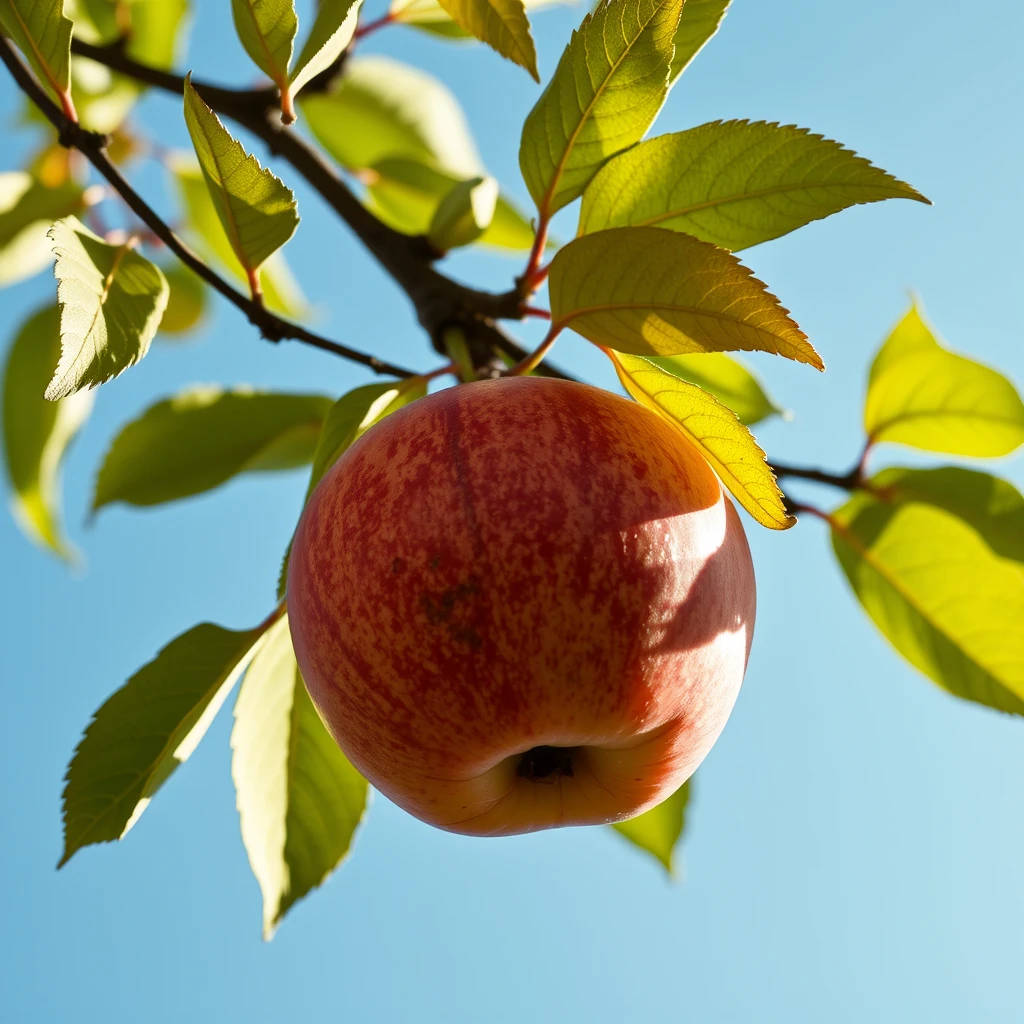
[60, 622, 267, 865]
[649, 352, 783, 425]
[0, 0, 74, 114]
[2, 304, 93, 560]
[864, 304, 1024, 456]
[182, 77, 299, 281]
[289, 0, 362, 97]
[230, 0, 297, 89]
[549, 226, 820, 368]
[0, 170, 84, 285]
[867, 466, 1024, 565]
[831, 493, 1024, 715]
[232, 616, 368, 938]
[435, 0, 538, 79]
[93, 388, 332, 511]
[578, 120, 928, 251]
[669, 0, 728, 81]
[519, 0, 683, 218]
[609, 350, 793, 529]
[46, 216, 169, 401]
[612, 780, 690, 874]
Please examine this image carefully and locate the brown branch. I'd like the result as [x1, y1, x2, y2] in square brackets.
[0, 35, 418, 379]
[772, 461, 863, 490]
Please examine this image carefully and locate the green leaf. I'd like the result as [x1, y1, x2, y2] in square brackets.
[45, 216, 169, 401]
[578, 121, 929, 250]
[548, 226, 821, 368]
[182, 76, 299, 279]
[230, 0, 297, 88]
[92, 388, 332, 511]
[518, 0, 683, 218]
[127, 0, 191, 71]
[60, 621, 267, 866]
[831, 493, 1024, 715]
[69, 55, 141, 133]
[611, 780, 690, 874]
[0, 169, 85, 286]
[0, 0, 74, 114]
[301, 55, 482, 176]
[669, 0, 728, 81]
[428, 175, 498, 252]
[158, 264, 207, 336]
[2, 304, 93, 560]
[231, 616, 368, 939]
[649, 352, 783, 425]
[390, 0, 567, 37]
[864, 303, 1024, 456]
[867, 466, 1024, 565]
[608, 349, 793, 529]
[289, 0, 363, 98]
[435, 0, 538, 79]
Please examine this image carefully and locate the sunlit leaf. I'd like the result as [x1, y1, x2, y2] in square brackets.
[69, 55, 140, 133]
[0, 170, 84, 285]
[0, 0, 75, 115]
[289, 0, 362, 99]
[60, 621, 267, 866]
[158, 264, 207, 336]
[579, 121, 929, 251]
[428, 175, 498, 251]
[864, 303, 1024, 456]
[519, 0, 683, 217]
[831, 493, 1024, 715]
[2, 304, 93, 560]
[45, 216, 169, 401]
[389, 0, 568, 38]
[92, 387, 332, 511]
[608, 350, 793, 529]
[549, 226, 820, 368]
[232, 616, 368, 939]
[230, 0, 296, 91]
[127, 0, 191, 70]
[669, 0, 728, 81]
[611, 780, 690, 874]
[435, 0, 538, 79]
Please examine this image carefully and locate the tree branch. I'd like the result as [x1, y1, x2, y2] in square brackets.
[771, 461, 863, 490]
[0, 35, 418, 379]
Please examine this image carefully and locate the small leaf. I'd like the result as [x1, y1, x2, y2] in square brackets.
[428, 175, 498, 252]
[519, 0, 683, 218]
[182, 76, 299, 280]
[93, 388, 332, 511]
[60, 621, 267, 866]
[578, 121, 929, 250]
[232, 616, 368, 939]
[611, 779, 690, 874]
[831, 493, 1024, 715]
[45, 216, 169, 401]
[549, 226, 820, 368]
[867, 466, 1024, 565]
[864, 303, 1024, 456]
[158, 264, 207, 336]
[0, 0, 75, 115]
[69, 55, 141, 133]
[390, 0, 568, 37]
[435, 0, 538, 79]
[649, 353, 783, 425]
[2, 304, 93, 560]
[126, 0, 191, 71]
[230, 0, 297, 89]
[289, 0, 363, 99]
[608, 350, 794, 529]
[669, 0, 729, 81]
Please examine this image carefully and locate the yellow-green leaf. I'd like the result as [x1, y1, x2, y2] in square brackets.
[519, 0, 683, 218]
[69, 55, 141, 133]
[158, 264, 207, 336]
[230, 0, 296, 88]
[182, 76, 299, 278]
[427, 175, 498, 252]
[46, 216, 169, 400]
[2, 304, 93, 560]
[608, 350, 794, 529]
[831, 493, 1024, 715]
[578, 121, 929, 251]
[0, 0, 75, 114]
[127, 0, 191, 71]
[232, 616, 368, 939]
[289, 0, 362, 98]
[549, 226, 820, 368]
[435, 0, 538, 79]
[611, 780, 690, 874]
[389, 0, 568, 38]
[864, 303, 1024, 456]
[669, 0, 728, 81]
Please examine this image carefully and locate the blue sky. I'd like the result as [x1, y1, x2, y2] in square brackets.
[2, 1, 1023, 1020]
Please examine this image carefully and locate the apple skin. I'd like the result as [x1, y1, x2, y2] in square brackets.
[287, 376, 755, 836]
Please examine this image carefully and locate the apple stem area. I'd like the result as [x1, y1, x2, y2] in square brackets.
[517, 745, 579, 783]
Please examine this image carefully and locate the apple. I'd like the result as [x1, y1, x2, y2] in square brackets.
[287, 376, 755, 836]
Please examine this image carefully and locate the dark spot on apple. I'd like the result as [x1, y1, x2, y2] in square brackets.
[391, 557, 406, 574]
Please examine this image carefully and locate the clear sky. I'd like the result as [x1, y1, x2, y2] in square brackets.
[2, 1, 1023, 1020]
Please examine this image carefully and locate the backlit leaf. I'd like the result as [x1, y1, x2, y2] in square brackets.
[289, 0, 362, 98]
[2, 304, 93, 560]
[60, 621, 267, 865]
[45, 216, 169, 400]
[158, 264, 207, 336]
[230, 0, 296, 88]
[669, 0, 728, 81]
[549, 226, 820, 368]
[608, 350, 793, 529]
[612, 780, 690, 874]
[232, 616, 368, 939]
[519, 0, 682, 217]
[435, 0, 538, 79]
[390, 0, 568, 38]
[0, 0, 74, 114]
[93, 388, 332, 511]
[831, 493, 1024, 715]
[127, 0, 191, 71]
[69, 55, 140, 133]
[578, 121, 928, 250]
[864, 303, 1024, 456]
[427, 175, 498, 251]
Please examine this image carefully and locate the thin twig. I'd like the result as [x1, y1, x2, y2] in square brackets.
[771, 460, 864, 491]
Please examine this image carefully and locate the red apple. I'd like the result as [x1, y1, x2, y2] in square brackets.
[287, 376, 755, 836]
